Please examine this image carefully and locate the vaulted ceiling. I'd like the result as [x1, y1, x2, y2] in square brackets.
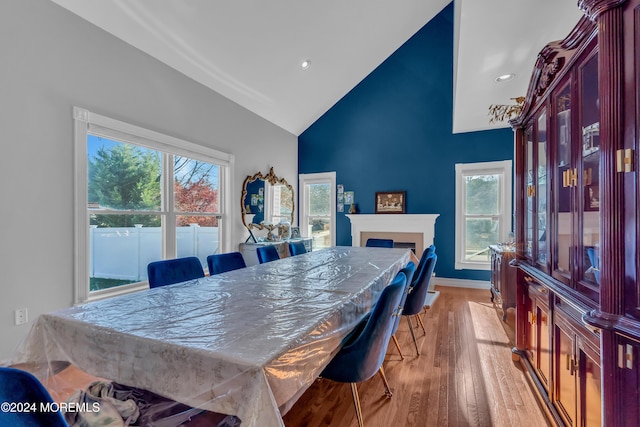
[50, 0, 583, 136]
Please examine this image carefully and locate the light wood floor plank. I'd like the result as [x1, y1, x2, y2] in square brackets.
[283, 286, 549, 427]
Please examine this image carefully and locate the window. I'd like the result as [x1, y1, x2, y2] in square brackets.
[265, 182, 293, 225]
[299, 172, 336, 249]
[455, 160, 512, 270]
[74, 107, 233, 303]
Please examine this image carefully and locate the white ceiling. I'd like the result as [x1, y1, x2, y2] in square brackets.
[51, 0, 583, 136]
[453, 0, 583, 134]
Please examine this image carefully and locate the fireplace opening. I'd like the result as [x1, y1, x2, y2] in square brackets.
[394, 242, 416, 254]
[360, 231, 424, 257]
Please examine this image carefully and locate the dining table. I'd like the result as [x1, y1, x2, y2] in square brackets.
[13, 246, 411, 427]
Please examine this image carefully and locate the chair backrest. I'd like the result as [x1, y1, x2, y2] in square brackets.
[392, 261, 417, 335]
[207, 252, 247, 275]
[321, 271, 407, 383]
[412, 246, 435, 289]
[365, 238, 394, 248]
[256, 245, 280, 264]
[0, 367, 68, 426]
[404, 253, 437, 316]
[147, 256, 205, 288]
[288, 241, 307, 256]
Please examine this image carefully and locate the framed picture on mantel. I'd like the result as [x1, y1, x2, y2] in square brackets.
[375, 191, 406, 214]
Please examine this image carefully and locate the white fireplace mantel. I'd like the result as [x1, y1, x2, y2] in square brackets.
[346, 214, 439, 250]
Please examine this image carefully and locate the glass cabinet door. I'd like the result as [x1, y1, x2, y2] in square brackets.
[524, 112, 548, 269]
[578, 52, 600, 299]
[536, 113, 548, 270]
[554, 83, 572, 284]
[525, 126, 535, 260]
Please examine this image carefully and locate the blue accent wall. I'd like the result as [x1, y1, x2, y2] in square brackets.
[298, 3, 514, 281]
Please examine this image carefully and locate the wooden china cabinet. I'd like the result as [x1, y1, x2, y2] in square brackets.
[511, 1, 640, 425]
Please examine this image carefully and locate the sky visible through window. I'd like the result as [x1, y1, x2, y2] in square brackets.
[87, 135, 220, 189]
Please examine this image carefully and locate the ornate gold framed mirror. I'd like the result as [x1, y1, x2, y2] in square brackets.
[241, 167, 294, 233]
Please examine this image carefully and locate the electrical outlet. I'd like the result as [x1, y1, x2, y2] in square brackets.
[14, 308, 28, 325]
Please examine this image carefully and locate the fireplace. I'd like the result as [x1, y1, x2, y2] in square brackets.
[346, 214, 439, 258]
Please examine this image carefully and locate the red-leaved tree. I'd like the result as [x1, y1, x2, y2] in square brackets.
[174, 180, 219, 226]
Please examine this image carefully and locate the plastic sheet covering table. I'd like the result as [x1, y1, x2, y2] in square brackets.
[13, 246, 410, 427]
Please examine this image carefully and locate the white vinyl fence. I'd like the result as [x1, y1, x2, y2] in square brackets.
[90, 225, 219, 281]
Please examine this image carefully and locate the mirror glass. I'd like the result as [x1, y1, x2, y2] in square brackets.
[243, 178, 266, 225]
[242, 167, 294, 234]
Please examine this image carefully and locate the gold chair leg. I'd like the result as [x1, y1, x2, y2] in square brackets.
[391, 334, 404, 360]
[378, 366, 393, 398]
[416, 313, 427, 335]
[350, 383, 365, 427]
[406, 316, 420, 355]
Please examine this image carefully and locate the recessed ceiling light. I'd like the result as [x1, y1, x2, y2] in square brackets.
[495, 73, 516, 82]
[300, 59, 311, 70]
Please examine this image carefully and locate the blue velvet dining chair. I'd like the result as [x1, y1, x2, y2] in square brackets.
[147, 256, 205, 288]
[256, 245, 280, 264]
[288, 241, 307, 256]
[207, 252, 247, 275]
[389, 261, 416, 360]
[403, 253, 437, 355]
[365, 238, 394, 248]
[421, 245, 438, 313]
[320, 270, 407, 427]
[412, 245, 438, 319]
[0, 367, 68, 427]
[412, 245, 435, 285]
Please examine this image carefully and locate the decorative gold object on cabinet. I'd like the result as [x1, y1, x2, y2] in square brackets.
[488, 96, 525, 124]
[616, 148, 633, 173]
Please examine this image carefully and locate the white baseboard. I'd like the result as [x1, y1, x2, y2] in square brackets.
[432, 277, 491, 290]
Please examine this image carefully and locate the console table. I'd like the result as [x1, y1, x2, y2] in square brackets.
[489, 244, 517, 321]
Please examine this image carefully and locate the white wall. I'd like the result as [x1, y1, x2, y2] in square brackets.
[0, 0, 298, 360]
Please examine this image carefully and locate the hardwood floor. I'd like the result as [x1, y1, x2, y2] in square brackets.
[282, 286, 549, 427]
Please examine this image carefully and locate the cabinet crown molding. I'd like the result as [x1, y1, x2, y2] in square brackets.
[578, 0, 627, 20]
[511, 16, 597, 127]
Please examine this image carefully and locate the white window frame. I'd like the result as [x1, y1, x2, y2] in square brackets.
[299, 172, 336, 247]
[74, 107, 234, 303]
[455, 160, 512, 270]
[263, 182, 290, 225]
